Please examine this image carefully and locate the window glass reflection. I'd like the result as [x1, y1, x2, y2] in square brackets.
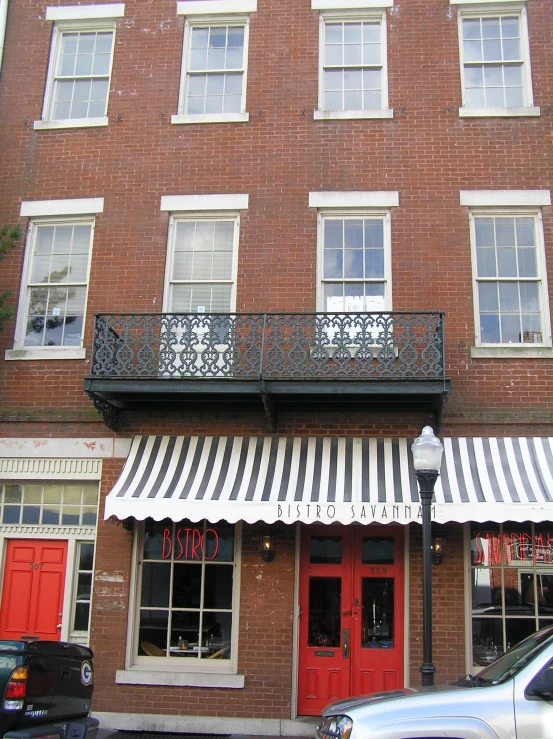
[361, 578, 393, 648]
[308, 577, 341, 647]
[310, 536, 342, 564]
[362, 537, 394, 564]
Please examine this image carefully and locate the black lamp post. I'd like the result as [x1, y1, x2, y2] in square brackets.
[411, 426, 444, 687]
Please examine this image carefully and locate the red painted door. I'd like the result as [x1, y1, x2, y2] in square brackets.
[0, 540, 68, 641]
[298, 525, 404, 716]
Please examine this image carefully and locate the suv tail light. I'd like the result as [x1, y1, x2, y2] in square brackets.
[4, 665, 28, 710]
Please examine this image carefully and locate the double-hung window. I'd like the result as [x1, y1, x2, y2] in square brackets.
[451, 0, 539, 117]
[462, 191, 552, 356]
[159, 195, 247, 376]
[173, 1, 257, 124]
[161, 195, 247, 314]
[35, 4, 124, 130]
[7, 198, 103, 361]
[310, 192, 397, 351]
[310, 192, 397, 313]
[313, 0, 393, 120]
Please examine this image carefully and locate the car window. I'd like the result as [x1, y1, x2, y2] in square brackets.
[478, 626, 553, 683]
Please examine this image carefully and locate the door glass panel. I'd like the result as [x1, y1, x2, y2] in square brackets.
[361, 577, 393, 648]
[308, 577, 341, 647]
[310, 536, 342, 564]
[362, 537, 394, 564]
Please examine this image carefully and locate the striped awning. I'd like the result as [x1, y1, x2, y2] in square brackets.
[104, 436, 553, 525]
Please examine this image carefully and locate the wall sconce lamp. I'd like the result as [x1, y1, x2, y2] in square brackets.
[261, 534, 275, 562]
[431, 536, 445, 566]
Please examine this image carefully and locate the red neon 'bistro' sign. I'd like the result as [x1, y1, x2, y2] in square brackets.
[473, 531, 553, 566]
[161, 527, 220, 560]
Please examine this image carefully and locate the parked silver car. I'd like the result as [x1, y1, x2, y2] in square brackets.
[316, 625, 553, 739]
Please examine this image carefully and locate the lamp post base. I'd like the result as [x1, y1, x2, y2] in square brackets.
[420, 662, 436, 687]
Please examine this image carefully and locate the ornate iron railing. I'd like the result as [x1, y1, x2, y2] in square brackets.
[89, 312, 446, 381]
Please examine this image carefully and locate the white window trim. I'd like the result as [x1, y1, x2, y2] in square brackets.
[160, 194, 248, 211]
[45, 4, 125, 21]
[35, 17, 119, 130]
[314, 8, 392, 120]
[315, 207, 394, 313]
[173, 9, 255, 125]
[455, 2, 538, 117]
[162, 210, 241, 313]
[123, 522, 243, 682]
[469, 206, 552, 358]
[20, 198, 104, 217]
[177, 0, 257, 14]
[7, 212, 96, 360]
[313, 0, 393, 8]
[309, 191, 399, 208]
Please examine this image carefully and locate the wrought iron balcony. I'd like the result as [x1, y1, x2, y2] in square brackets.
[84, 312, 451, 431]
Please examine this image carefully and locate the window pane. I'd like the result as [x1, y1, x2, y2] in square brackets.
[73, 602, 90, 632]
[204, 564, 233, 608]
[139, 610, 168, 655]
[172, 563, 202, 608]
[79, 542, 95, 570]
[141, 562, 170, 607]
[310, 536, 342, 564]
[308, 577, 341, 647]
[362, 537, 394, 564]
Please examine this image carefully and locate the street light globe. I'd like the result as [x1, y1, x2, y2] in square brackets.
[411, 426, 444, 472]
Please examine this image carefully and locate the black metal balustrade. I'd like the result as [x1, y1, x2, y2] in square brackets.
[84, 312, 450, 430]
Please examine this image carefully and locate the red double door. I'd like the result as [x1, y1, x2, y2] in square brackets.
[0, 540, 67, 641]
[298, 525, 404, 716]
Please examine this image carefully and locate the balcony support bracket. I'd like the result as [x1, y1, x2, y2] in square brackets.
[87, 392, 120, 431]
[259, 379, 277, 433]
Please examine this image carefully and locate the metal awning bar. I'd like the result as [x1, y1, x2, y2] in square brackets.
[104, 436, 553, 525]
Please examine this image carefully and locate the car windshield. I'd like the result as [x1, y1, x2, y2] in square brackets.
[476, 626, 553, 684]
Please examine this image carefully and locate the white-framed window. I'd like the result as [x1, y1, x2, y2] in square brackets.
[173, 1, 257, 125]
[467, 204, 551, 352]
[35, 5, 124, 130]
[313, 0, 393, 121]
[132, 518, 239, 673]
[161, 195, 245, 313]
[452, 0, 539, 117]
[310, 193, 397, 312]
[69, 541, 95, 641]
[7, 198, 102, 361]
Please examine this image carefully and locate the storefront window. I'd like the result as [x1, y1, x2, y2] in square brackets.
[471, 522, 553, 668]
[137, 518, 235, 661]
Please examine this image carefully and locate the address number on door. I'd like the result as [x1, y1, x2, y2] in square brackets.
[29, 562, 44, 570]
[368, 567, 388, 574]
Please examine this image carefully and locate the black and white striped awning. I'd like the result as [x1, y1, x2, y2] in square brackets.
[104, 436, 553, 525]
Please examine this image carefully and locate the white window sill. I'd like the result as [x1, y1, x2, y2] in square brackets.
[459, 106, 540, 118]
[171, 112, 249, 125]
[471, 345, 553, 359]
[5, 347, 86, 361]
[34, 117, 109, 130]
[314, 109, 393, 120]
[115, 669, 245, 689]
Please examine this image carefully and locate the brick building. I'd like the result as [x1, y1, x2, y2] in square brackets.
[0, 0, 552, 734]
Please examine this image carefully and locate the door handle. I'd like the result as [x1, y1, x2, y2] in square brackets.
[342, 628, 349, 658]
[56, 624, 62, 629]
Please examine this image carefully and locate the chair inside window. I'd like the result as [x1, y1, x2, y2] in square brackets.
[141, 641, 165, 657]
[207, 644, 231, 659]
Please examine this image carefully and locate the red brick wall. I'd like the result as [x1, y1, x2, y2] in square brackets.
[0, 0, 551, 720]
[0, 0, 552, 430]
